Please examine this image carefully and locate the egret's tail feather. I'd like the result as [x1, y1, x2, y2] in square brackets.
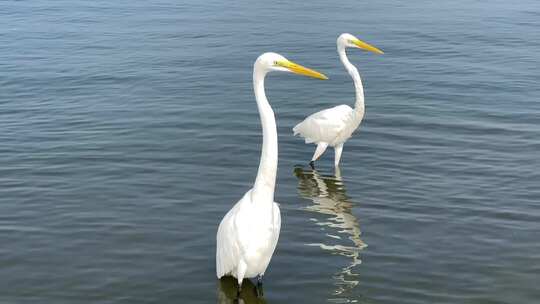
[293, 122, 316, 144]
[293, 123, 301, 136]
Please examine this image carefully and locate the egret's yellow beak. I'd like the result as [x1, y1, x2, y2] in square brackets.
[352, 39, 384, 54]
[275, 60, 328, 80]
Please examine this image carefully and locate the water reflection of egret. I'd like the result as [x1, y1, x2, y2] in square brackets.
[217, 276, 267, 304]
[294, 166, 367, 297]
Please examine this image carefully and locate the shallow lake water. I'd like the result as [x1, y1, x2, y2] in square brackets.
[1, 0, 539, 303]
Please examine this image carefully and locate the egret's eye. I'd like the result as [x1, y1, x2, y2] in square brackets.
[274, 61, 279, 66]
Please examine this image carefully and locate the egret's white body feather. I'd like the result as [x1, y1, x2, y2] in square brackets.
[293, 104, 362, 147]
[216, 189, 281, 279]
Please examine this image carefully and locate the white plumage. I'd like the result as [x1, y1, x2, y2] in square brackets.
[216, 52, 327, 291]
[293, 104, 361, 146]
[294, 33, 383, 167]
[216, 190, 281, 280]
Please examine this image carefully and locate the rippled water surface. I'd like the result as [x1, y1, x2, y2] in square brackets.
[1, 0, 540, 303]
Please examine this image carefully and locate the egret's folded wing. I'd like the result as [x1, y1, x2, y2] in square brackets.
[271, 202, 281, 253]
[293, 105, 354, 144]
[216, 202, 241, 278]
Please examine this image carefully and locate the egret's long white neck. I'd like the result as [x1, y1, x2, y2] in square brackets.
[251, 65, 277, 203]
[338, 45, 364, 114]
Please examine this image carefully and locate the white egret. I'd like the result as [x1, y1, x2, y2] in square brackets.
[216, 52, 327, 295]
[293, 33, 383, 167]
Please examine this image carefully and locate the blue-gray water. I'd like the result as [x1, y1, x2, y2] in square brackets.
[1, 0, 539, 303]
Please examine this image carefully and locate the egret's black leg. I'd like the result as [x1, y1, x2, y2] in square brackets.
[309, 161, 315, 169]
[234, 282, 242, 303]
[256, 275, 264, 298]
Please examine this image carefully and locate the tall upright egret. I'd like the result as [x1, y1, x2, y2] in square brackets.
[293, 33, 383, 167]
[216, 53, 327, 294]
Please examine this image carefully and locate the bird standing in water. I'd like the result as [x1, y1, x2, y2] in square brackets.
[216, 52, 327, 296]
[293, 33, 383, 167]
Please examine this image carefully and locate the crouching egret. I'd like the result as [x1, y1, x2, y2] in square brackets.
[293, 33, 383, 167]
[216, 53, 327, 295]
